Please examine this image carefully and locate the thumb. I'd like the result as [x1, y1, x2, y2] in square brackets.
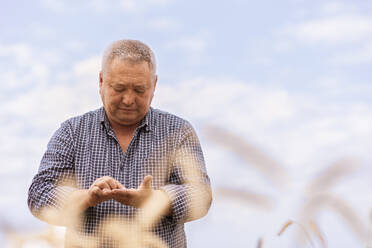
[140, 175, 152, 190]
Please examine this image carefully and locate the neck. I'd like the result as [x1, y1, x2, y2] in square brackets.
[110, 119, 140, 136]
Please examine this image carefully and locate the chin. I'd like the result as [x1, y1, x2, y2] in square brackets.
[119, 119, 140, 126]
[115, 115, 140, 125]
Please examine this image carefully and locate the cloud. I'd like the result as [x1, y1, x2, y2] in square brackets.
[2, 58, 102, 131]
[39, 0, 173, 13]
[38, 0, 72, 13]
[330, 41, 372, 64]
[166, 36, 206, 53]
[278, 4, 372, 65]
[73, 56, 101, 78]
[118, 0, 172, 13]
[153, 76, 372, 247]
[147, 17, 179, 30]
[154, 78, 292, 128]
[4, 48, 370, 177]
[164, 33, 210, 64]
[288, 15, 372, 44]
[153, 77, 372, 168]
[0, 43, 51, 99]
[122, 0, 173, 12]
[0, 43, 33, 65]
[1, 43, 371, 247]
[0, 52, 102, 177]
[320, 2, 359, 15]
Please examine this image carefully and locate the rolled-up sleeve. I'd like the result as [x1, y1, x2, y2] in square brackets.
[160, 122, 212, 224]
[28, 120, 77, 220]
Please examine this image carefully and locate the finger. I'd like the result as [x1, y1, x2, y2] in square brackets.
[116, 181, 125, 189]
[92, 178, 102, 185]
[112, 189, 137, 206]
[96, 181, 111, 190]
[93, 176, 110, 185]
[140, 175, 152, 190]
[91, 185, 100, 194]
[112, 188, 136, 197]
[97, 188, 112, 199]
[106, 178, 120, 190]
[125, 189, 137, 196]
[102, 188, 111, 194]
[91, 185, 103, 197]
[112, 188, 128, 195]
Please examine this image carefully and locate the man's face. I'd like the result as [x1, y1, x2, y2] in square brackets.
[99, 59, 157, 127]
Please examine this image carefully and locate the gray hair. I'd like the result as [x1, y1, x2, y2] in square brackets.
[101, 39, 156, 74]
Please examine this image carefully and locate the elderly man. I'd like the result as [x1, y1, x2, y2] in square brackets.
[28, 40, 212, 248]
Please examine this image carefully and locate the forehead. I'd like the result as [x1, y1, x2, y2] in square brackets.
[105, 59, 152, 78]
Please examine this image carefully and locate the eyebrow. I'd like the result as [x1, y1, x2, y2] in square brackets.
[110, 82, 149, 89]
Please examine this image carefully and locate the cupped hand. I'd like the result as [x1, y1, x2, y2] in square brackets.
[111, 175, 153, 208]
[85, 176, 124, 208]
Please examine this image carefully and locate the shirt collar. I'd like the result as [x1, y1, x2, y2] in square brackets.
[99, 106, 153, 132]
[138, 107, 153, 132]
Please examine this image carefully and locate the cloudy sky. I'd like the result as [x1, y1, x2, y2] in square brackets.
[1, 0, 372, 247]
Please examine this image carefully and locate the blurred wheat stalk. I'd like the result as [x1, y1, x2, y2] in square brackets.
[203, 125, 289, 211]
[5, 148, 208, 248]
[3, 125, 369, 247]
[204, 125, 368, 248]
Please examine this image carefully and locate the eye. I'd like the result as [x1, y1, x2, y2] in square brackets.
[134, 86, 146, 94]
[112, 85, 125, 92]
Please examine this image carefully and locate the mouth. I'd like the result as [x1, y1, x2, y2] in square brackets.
[118, 108, 136, 112]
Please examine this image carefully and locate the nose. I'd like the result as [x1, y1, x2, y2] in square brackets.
[121, 91, 135, 106]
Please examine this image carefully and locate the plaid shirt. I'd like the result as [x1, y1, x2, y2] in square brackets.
[28, 107, 212, 248]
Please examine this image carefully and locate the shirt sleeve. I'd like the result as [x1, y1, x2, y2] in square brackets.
[27, 120, 77, 221]
[160, 121, 212, 224]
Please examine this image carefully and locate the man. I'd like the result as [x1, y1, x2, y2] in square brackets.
[28, 40, 212, 248]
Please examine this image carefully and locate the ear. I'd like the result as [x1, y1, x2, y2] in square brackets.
[99, 71, 103, 89]
[153, 74, 158, 91]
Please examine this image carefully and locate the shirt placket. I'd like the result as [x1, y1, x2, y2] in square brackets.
[121, 129, 141, 189]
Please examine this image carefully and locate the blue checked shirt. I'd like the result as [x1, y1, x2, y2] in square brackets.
[28, 107, 212, 248]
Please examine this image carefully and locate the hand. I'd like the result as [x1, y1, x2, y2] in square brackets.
[85, 176, 124, 208]
[58, 176, 122, 226]
[111, 175, 153, 208]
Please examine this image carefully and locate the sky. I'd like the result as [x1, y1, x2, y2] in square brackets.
[1, 0, 372, 247]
